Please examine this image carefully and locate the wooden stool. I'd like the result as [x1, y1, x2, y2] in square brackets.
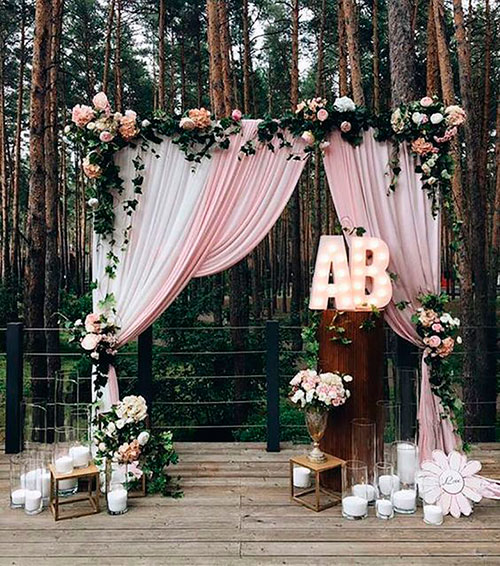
[49, 463, 100, 521]
[290, 453, 344, 512]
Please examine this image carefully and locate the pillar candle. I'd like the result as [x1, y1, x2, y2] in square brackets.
[70, 446, 90, 468]
[55, 455, 73, 475]
[424, 504, 444, 526]
[397, 443, 417, 485]
[393, 489, 416, 513]
[342, 496, 368, 519]
[376, 498, 393, 519]
[24, 489, 42, 514]
[378, 475, 394, 496]
[107, 488, 128, 514]
[293, 467, 311, 488]
[352, 483, 376, 502]
[11, 488, 26, 507]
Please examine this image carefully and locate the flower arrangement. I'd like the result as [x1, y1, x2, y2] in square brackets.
[289, 369, 353, 410]
[63, 311, 119, 396]
[412, 292, 462, 420]
[382, 97, 466, 212]
[93, 395, 180, 496]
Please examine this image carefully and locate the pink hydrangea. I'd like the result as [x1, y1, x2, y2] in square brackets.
[71, 104, 95, 127]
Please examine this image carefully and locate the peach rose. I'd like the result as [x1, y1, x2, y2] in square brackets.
[81, 333, 100, 351]
[119, 112, 139, 141]
[92, 92, 111, 114]
[188, 107, 211, 129]
[411, 137, 436, 155]
[301, 131, 315, 145]
[82, 157, 102, 179]
[445, 105, 466, 126]
[71, 104, 95, 128]
[85, 313, 101, 333]
[179, 116, 196, 130]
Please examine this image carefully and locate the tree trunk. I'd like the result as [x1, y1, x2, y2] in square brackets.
[372, 0, 380, 112]
[102, 0, 115, 93]
[114, 0, 123, 112]
[478, 0, 491, 200]
[388, 0, 417, 105]
[0, 33, 8, 280]
[343, 0, 365, 106]
[242, 0, 251, 114]
[290, 0, 299, 109]
[338, 0, 349, 97]
[218, 0, 233, 116]
[27, 0, 52, 399]
[426, 0, 440, 96]
[206, 0, 224, 117]
[157, 0, 165, 110]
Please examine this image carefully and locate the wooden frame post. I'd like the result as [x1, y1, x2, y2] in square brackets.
[5, 322, 24, 454]
[266, 320, 280, 452]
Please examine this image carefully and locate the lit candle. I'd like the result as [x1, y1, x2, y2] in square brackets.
[70, 446, 90, 468]
[107, 488, 128, 514]
[293, 467, 311, 488]
[397, 443, 417, 485]
[376, 498, 393, 519]
[55, 455, 73, 475]
[393, 489, 416, 513]
[352, 483, 376, 502]
[11, 488, 26, 507]
[24, 489, 42, 514]
[423, 504, 444, 526]
[378, 475, 394, 496]
[342, 495, 368, 519]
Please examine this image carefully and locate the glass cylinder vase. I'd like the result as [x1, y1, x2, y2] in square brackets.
[375, 462, 395, 520]
[342, 460, 369, 520]
[304, 406, 328, 463]
[23, 457, 43, 516]
[391, 440, 418, 514]
[10, 453, 26, 509]
[53, 426, 78, 496]
[105, 460, 128, 515]
[376, 400, 401, 462]
[351, 418, 376, 503]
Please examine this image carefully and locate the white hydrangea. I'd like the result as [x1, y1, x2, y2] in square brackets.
[333, 96, 356, 112]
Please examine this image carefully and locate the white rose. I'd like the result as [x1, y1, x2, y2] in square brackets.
[86, 122, 96, 130]
[75, 319, 83, 326]
[138, 431, 150, 446]
[116, 419, 126, 429]
[81, 333, 99, 351]
[430, 112, 444, 124]
[141, 119, 151, 128]
[90, 351, 99, 360]
[64, 125, 71, 134]
[427, 177, 437, 185]
[456, 336, 462, 344]
[291, 389, 305, 404]
[412, 112, 423, 125]
[454, 318, 460, 327]
[305, 389, 315, 403]
[98, 442, 106, 452]
[107, 422, 116, 434]
[343, 375, 353, 382]
[87, 197, 99, 209]
[333, 96, 356, 112]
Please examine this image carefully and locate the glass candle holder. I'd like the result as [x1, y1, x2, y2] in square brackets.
[10, 453, 26, 509]
[106, 460, 128, 515]
[342, 460, 369, 520]
[376, 400, 401, 462]
[22, 401, 47, 450]
[351, 418, 376, 503]
[54, 426, 78, 496]
[375, 462, 394, 520]
[22, 458, 43, 515]
[391, 440, 418, 514]
[37, 444, 52, 506]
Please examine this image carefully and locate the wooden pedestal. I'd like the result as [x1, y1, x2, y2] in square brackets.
[318, 310, 384, 487]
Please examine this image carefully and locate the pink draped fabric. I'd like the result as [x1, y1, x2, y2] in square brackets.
[94, 120, 306, 405]
[322, 129, 459, 461]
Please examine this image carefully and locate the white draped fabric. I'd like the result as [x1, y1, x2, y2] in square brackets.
[93, 120, 307, 405]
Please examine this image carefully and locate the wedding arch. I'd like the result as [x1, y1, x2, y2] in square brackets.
[67, 92, 466, 459]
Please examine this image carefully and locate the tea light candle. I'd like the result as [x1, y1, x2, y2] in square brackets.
[11, 488, 26, 507]
[24, 489, 42, 514]
[378, 474, 394, 496]
[352, 483, 376, 502]
[397, 443, 417, 484]
[376, 498, 393, 519]
[342, 495, 368, 519]
[293, 466, 311, 488]
[424, 504, 444, 526]
[55, 455, 73, 474]
[393, 489, 416, 513]
[70, 446, 90, 468]
[107, 488, 128, 514]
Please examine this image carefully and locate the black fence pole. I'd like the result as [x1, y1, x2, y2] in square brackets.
[266, 320, 280, 452]
[5, 322, 24, 454]
[138, 325, 153, 416]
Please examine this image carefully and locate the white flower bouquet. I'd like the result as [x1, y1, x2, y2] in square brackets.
[289, 369, 353, 410]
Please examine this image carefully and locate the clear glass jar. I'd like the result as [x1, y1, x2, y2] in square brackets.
[23, 457, 43, 515]
[106, 460, 128, 515]
[376, 400, 401, 462]
[375, 462, 394, 519]
[391, 440, 418, 514]
[53, 426, 78, 496]
[342, 460, 369, 520]
[22, 401, 47, 450]
[10, 453, 26, 509]
[351, 418, 376, 503]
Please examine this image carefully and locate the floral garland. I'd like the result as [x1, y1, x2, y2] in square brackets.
[289, 369, 353, 410]
[411, 293, 463, 421]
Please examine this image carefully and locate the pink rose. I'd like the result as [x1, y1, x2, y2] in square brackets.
[317, 108, 329, 122]
[427, 335, 442, 348]
[92, 92, 111, 114]
[340, 121, 351, 133]
[445, 105, 466, 126]
[420, 96, 434, 107]
[71, 104, 95, 127]
[431, 323, 444, 333]
[231, 109, 242, 121]
[81, 333, 100, 351]
[124, 109, 137, 120]
[85, 313, 101, 333]
[301, 130, 315, 145]
[99, 131, 114, 143]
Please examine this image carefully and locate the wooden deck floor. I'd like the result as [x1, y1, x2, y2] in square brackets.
[1, 442, 500, 565]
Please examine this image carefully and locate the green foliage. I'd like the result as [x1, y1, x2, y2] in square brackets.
[142, 431, 182, 497]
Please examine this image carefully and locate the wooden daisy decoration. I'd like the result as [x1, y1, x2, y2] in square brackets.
[420, 450, 483, 518]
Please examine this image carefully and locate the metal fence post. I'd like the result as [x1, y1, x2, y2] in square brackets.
[138, 325, 153, 415]
[266, 320, 280, 452]
[5, 322, 24, 454]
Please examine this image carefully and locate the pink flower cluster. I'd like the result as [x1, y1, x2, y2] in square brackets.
[289, 369, 353, 409]
[77, 312, 119, 360]
[416, 307, 461, 359]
